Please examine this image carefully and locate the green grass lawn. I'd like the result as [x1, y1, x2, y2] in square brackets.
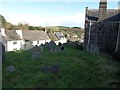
[2, 44, 120, 88]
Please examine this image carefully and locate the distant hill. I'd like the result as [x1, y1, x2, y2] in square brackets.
[46, 26, 84, 39]
[0, 15, 84, 40]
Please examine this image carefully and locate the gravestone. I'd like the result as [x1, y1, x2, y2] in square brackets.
[24, 42, 34, 50]
[39, 45, 43, 52]
[43, 41, 61, 53]
[50, 49, 58, 53]
[76, 42, 83, 50]
[60, 46, 64, 51]
[28, 45, 43, 60]
[41, 64, 60, 74]
[58, 42, 62, 46]
[31, 51, 41, 60]
[29, 45, 43, 53]
[6, 65, 16, 73]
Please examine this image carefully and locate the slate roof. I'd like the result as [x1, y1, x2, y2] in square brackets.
[47, 33, 59, 41]
[87, 9, 119, 22]
[55, 32, 64, 40]
[22, 30, 50, 41]
[4, 30, 22, 41]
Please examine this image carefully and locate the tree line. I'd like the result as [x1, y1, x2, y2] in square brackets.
[0, 15, 45, 31]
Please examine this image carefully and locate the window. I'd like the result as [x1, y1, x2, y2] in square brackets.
[37, 41, 39, 44]
[13, 42, 17, 45]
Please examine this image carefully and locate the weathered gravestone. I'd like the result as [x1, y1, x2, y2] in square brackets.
[60, 46, 64, 51]
[24, 42, 34, 50]
[6, 65, 16, 73]
[44, 41, 60, 53]
[31, 51, 41, 60]
[50, 49, 58, 53]
[28, 45, 43, 60]
[41, 64, 60, 74]
[76, 42, 84, 50]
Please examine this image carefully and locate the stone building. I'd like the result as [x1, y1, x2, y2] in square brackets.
[84, 0, 120, 60]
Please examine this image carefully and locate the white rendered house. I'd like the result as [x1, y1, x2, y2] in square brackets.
[0, 28, 24, 52]
[54, 32, 67, 45]
[22, 30, 51, 46]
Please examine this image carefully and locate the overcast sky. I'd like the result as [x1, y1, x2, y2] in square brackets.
[0, 0, 119, 28]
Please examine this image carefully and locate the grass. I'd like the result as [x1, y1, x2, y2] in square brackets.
[2, 44, 120, 88]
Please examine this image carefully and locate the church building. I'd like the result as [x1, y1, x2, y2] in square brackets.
[84, 0, 120, 60]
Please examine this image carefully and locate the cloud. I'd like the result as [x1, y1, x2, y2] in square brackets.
[3, 12, 85, 28]
[45, 12, 85, 27]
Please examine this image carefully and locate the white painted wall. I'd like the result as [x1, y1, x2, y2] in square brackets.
[46, 39, 51, 43]
[0, 28, 6, 36]
[6, 40, 23, 52]
[55, 38, 67, 45]
[32, 39, 51, 46]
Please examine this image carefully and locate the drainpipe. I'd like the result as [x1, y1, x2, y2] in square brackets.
[87, 22, 92, 51]
[115, 21, 120, 52]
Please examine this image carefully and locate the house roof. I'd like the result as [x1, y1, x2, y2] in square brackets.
[4, 30, 22, 41]
[47, 33, 59, 41]
[87, 9, 119, 22]
[100, 0, 107, 2]
[22, 30, 50, 41]
[55, 32, 64, 39]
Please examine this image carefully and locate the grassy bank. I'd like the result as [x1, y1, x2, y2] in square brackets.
[2, 44, 120, 88]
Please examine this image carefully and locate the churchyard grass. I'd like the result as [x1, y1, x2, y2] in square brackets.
[2, 44, 120, 88]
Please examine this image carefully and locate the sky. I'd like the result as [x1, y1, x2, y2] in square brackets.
[0, 0, 119, 28]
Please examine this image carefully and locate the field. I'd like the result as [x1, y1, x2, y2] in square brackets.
[2, 44, 120, 88]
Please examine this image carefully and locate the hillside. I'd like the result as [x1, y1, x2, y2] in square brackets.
[2, 44, 120, 88]
[46, 26, 84, 42]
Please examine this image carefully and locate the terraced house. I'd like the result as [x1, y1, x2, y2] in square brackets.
[0, 28, 51, 52]
[84, 0, 120, 59]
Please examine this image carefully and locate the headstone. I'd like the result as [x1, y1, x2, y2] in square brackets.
[28, 45, 43, 53]
[41, 64, 60, 74]
[29, 45, 43, 60]
[50, 49, 58, 53]
[39, 45, 43, 52]
[58, 42, 62, 46]
[6, 66, 15, 73]
[31, 51, 41, 60]
[24, 42, 34, 50]
[76, 42, 83, 50]
[43, 41, 56, 50]
[60, 46, 64, 51]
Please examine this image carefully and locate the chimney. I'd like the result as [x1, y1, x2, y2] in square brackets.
[44, 28, 47, 33]
[15, 30, 23, 38]
[99, 0, 107, 21]
[85, 7, 88, 20]
[0, 28, 6, 36]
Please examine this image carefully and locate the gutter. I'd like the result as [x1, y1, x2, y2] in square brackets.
[115, 21, 120, 52]
[87, 22, 92, 51]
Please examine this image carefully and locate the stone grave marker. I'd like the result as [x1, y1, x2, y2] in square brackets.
[28, 45, 43, 60]
[41, 64, 60, 74]
[6, 65, 16, 73]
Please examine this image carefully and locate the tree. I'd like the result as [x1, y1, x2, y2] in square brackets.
[5, 22, 14, 30]
[18, 23, 28, 30]
[29, 26, 35, 30]
[0, 15, 7, 28]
